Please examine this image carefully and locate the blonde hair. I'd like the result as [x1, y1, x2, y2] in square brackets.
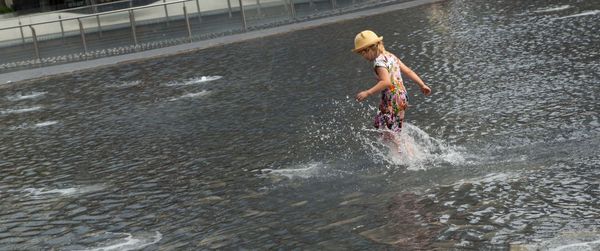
[365, 41, 386, 55]
[376, 41, 385, 54]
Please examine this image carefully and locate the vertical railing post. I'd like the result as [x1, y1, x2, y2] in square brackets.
[256, 0, 262, 16]
[18, 19, 25, 45]
[195, 0, 202, 22]
[91, 0, 98, 13]
[129, 9, 138, 46]
[183, 4, 192, 42]
[29, 25, 41, 62]
[58, 15, 65, 40]
[129, 0, 133, 8]
[331, 0, 336, 9]
[163, 0, 170, 25]
[89, 0, 102, 37]
[289, 0, 296, 19]
[227, 0, 232, 18]
[281, 0, 289, 15]
[96, 14, 103, 37]
[238, 0, 246, 31]
[77, 18, 88, 55]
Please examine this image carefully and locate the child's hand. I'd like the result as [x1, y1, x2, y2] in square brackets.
[356, 91, 370, 102]
[420, 85, 431, 96]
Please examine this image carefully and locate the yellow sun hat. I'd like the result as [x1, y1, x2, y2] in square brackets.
[352, 30, 383, 52]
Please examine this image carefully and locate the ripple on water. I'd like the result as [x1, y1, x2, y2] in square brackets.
[105, 80, 142, 88]
[5, 91, 47, 101]
[163, 76, 223, 86]
[9, 120, 59, 130]
[513, 232, 600, 251]
[77, 231, 162, 251]
[0, 106, 42, 115]
[418, 159, 600, 248]
[260, 162, 346, 180]
[533, 5, 572, 14]
[168, 91, 211, 101]
[360, 123, 473, 171]
[19, 185, 105, 199]
[555, 10, 600, 20]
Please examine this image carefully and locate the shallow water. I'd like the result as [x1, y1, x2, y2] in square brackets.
[0, 0, 598, 249]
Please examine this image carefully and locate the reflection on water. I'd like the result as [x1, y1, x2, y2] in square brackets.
[105, 81, 143, 89]
[0, 106, 43, 115]
[533, 5, 572, 13]
[19, 185, 105, 198]
[5, 91, 47, 101]
[557, 10, 600, 19]
[164, 76, 223, 87]
[168, 91, 211, 102]
[424, 156, 599, 248]
[83, 231, 162, 251]
[0, 0, 598, 249]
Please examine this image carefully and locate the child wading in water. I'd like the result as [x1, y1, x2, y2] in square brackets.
[353, 30, 431, 153]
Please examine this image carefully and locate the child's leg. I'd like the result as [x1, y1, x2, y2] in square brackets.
[391, 111, 412, 155]
[381, 130, 402, 154]
[376, 112, 410, 155]
[401, 135, 415, 157]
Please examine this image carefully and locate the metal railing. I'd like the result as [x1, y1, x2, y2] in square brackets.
[5, 0, 171, 21]
[0, 0, 323, 44]
[0, 0, 394, 72]
[3, 0, 203, 40]
[1, 0, 226, 60]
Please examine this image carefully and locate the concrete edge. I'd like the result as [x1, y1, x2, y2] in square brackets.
[0, 0, 443, 84]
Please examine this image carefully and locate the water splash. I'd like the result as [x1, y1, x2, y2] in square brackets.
[304, 97, 471, 171]
[79, 231, 162, 251]
[360, 123, 469, 170]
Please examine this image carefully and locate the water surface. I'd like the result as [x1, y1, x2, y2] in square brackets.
[0, 0, 598, 249]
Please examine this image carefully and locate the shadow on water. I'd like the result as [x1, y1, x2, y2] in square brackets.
[0, 0, 598, 249]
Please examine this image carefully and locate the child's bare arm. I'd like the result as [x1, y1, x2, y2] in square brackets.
[399, 62, 431, 95]
[356, 67, 393, 102]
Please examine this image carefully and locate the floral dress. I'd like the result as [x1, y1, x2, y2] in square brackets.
[372, 51, 408, 132]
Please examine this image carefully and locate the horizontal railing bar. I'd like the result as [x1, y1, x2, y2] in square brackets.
[0, 0, 192, 31]
[4, 0, 152, 22]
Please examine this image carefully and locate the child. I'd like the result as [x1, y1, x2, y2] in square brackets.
[353, 30, 431, 152]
